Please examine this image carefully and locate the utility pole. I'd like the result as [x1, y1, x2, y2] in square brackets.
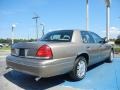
[11, 24, 16, 44]
[40, 23, 45, 36]
[105, 0, 110, 41]
[86, 0, 89, 31]
[28, 33, 29, 41]
[32, 16, 39, 40]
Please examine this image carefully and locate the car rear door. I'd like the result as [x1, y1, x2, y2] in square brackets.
[80, 31, 101, 65]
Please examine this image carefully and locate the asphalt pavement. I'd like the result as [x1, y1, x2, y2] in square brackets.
[0, 51, 10, 58]
[0, 51, 120, 90]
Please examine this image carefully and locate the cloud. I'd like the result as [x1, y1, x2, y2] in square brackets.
[109, 27, 120, 39]
[100, 27, 120, 39]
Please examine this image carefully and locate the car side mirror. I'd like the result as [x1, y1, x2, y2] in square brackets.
[102, 37, 108, 43]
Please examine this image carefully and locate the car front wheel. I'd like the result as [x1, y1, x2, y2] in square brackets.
[69, 56, 87, 81]
[106, 50, 114, 63]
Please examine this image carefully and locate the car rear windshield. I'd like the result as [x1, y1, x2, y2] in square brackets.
[41, 30, 73, 42]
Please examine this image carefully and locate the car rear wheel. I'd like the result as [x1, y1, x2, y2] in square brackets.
[69, 56, 87, 81]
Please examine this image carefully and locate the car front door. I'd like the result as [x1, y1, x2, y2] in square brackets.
[89, 32, 108, 62]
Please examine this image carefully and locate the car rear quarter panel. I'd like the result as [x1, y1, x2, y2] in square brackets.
[47, 30, 89, 68]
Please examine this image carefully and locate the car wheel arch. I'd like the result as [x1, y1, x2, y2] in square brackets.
[76, 53, 89, 65]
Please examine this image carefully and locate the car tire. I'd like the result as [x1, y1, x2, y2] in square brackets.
[69, 56, 87, 81]
[106, 50, 114, 63]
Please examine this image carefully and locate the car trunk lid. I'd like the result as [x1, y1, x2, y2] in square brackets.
[11, 41, 48, 58]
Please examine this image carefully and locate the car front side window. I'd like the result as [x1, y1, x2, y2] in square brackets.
[90, 32, 103, 43]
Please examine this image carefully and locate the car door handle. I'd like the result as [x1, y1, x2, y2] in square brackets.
[99, 45, 102, 47]
[86, 46, 90, 48]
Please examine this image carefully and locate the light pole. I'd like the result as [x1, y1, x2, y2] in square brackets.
[40, 23, 45, 36]
[86, 0, 89, 31]
[105, 0, 111, 41]
[32, 16, 40, 40]
[11, 24, 16, 44]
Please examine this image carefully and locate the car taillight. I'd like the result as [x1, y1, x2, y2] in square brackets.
[36, 45, 53, 59]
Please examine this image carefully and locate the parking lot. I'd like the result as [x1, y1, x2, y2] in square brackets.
[0, 51, 120, 90]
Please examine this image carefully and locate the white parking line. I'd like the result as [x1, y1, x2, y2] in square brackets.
[0, 56, 6, 58]
[0, 76, 24, 90]
[48, 85, 79, 90]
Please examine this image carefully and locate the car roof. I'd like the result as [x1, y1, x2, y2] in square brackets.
[48, 29, 94, 34]
[50, 29, 86, 32]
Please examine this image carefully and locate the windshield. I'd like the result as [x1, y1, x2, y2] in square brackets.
[41, 30, 73, 42]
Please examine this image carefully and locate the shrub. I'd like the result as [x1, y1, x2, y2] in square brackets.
[115, 39, 120, 45]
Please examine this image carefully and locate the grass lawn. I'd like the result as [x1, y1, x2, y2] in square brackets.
[114, 45, 120, 53]
[114, 47, 120, 53]
[0, 46, 11, 51]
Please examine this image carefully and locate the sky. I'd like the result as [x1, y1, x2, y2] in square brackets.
[0, 0, 120, 39]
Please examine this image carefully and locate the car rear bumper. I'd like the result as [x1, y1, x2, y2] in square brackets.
[6, 55, 74, 78]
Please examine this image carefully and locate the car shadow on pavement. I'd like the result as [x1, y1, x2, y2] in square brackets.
[3, 61, 107, 90]
[4, 70, 67, 90]
[87, 61, 106, 71]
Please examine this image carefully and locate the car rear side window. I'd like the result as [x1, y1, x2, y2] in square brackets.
[41, 30, 73, 42]
[80, 31, 94, 43]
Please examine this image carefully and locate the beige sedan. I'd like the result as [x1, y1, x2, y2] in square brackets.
[6, 30, 113, 81]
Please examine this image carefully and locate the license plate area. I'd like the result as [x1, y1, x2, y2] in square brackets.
[19, 49, 25, 56]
